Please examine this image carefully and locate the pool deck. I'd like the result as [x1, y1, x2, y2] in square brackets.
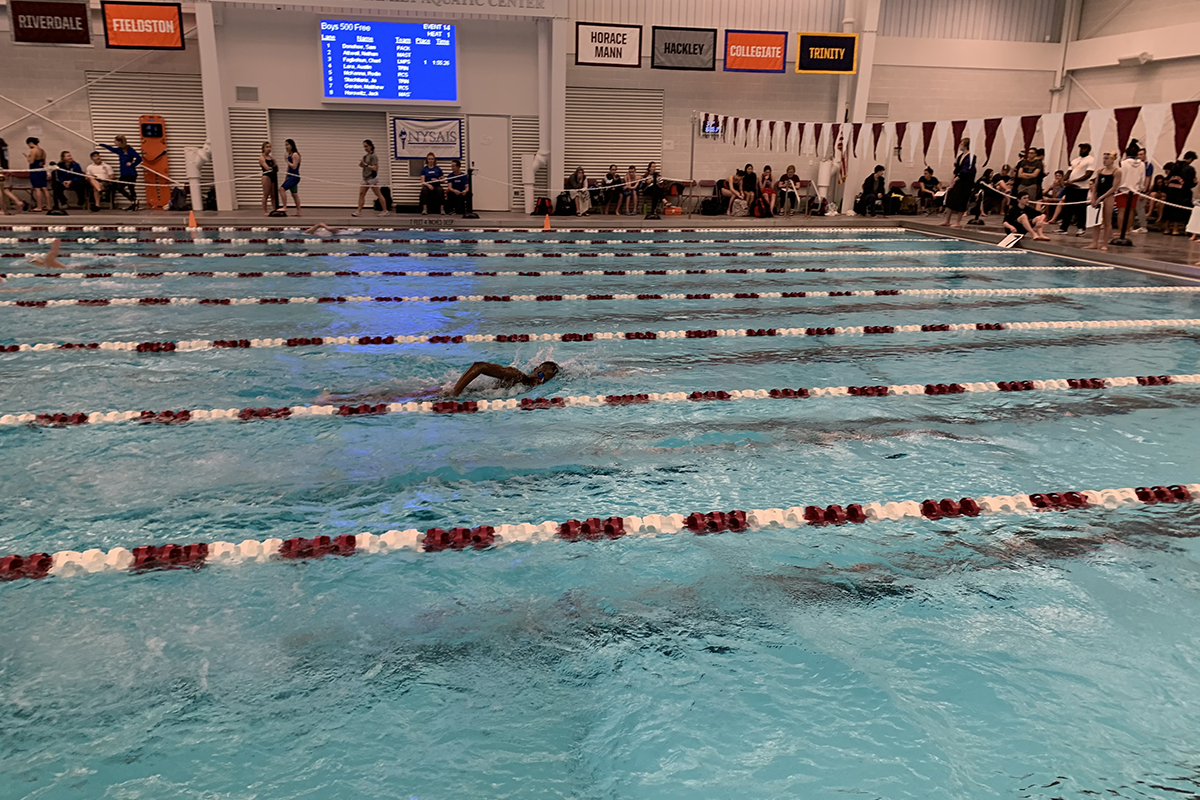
[3, 206, 1198, 282]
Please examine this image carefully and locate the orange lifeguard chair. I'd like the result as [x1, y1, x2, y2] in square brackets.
[139, 115, 170, 209]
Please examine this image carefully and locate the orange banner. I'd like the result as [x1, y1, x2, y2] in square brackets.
[101, 1, 184, 50]
[723, 30, 787, 73]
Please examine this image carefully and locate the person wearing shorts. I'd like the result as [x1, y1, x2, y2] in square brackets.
[353, 139, 388, 217]
[280, 139, 302, 216]
[26, 137, 50, 211]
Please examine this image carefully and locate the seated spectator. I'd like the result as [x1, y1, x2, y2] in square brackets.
[52, 151, 88, 208]
[722, 170, 748, 216]
[444, 159, 470, 214]
[1042, 170, 1066, 223]
[1147, 173, 1168, 227]
[776, 165, 802, 216]
[855, 165, 888, 216]
[1003, 193, 1049, 240]
[601, 164, 622, 212]
[84, 151, 113, 210]
[916, 167, 940, 211]
[759, 166, 777, 214]
[418, 152, 443, 214]
[741, 163, 758, 205]
[618, 165, 638, 215]
[566, 166, 591, 216]
[992, 166, 1014, 215]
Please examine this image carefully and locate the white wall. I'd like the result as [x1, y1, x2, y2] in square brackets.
[1077, 0, 1200, 38]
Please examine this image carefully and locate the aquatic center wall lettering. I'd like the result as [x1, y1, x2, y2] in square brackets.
[392, 117, 463, 160]
[575, 21, 642, 68]
[723, 29, 787, 73]
[796, 32, 857, 74]
[651, 26, 716, 71]
[101, 1, 184, 49]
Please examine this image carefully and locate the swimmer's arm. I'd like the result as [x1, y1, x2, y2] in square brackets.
[449, 362, 526, 397]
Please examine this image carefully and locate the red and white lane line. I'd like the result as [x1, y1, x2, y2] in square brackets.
[4, 284, 1199, 310]
[4, 236, 926, 246]
[6, 317, 1197, 357]
[1, 225, 905, 234]
[4, 372, 1195, 428]
[3, 483, 1195, 581]
[1, 248, 1011, 261]
[0, 265, 1110, 282]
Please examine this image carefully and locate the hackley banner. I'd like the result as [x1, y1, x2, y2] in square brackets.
[651, 26, 716, 70]
[391, 117, 463, 160]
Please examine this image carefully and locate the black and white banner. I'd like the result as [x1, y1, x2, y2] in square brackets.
[575, 22, 641, 68]
[651, 26, 716, 70]
[391, 117, 463, 160]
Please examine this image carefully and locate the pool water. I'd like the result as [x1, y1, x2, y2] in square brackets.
[2, 227, 1199, 799]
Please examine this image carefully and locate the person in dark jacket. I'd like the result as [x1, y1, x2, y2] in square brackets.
[856, 165, 888, 216]
[100, 134, 142, 210]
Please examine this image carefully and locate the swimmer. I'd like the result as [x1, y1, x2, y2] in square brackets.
[29, 238, 66, 269]
[449, 360, 559, 397]
[304, 222, 341, 237]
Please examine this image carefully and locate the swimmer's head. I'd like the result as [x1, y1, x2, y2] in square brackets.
[534, 361, 559, 384]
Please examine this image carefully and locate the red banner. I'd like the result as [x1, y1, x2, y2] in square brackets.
[102, 2, 184, 50]
[1063, 111, 1087, 155]
[1172, 101, 1200, 157]
[922, 121, 937, 161]
[1020, 115, 1040, 151]
[723, 30, 787, 73]
[10, 0, 91, 45]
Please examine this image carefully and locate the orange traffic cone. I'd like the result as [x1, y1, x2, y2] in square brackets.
[187, 210, 198, 229]
[543, 214, 551, 231]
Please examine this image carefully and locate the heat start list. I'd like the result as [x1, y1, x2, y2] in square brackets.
[321, 20, 458, 102]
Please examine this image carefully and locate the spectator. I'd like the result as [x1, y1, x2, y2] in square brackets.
[641, 161, 664, 217]
[26, 137, 50, 212]
[776, 165, 801, 216]
[856, 164, 887, 217]
[1163, 151, 1197, 236]
[601, 164, 622, 212]
[52, 151, 87, 208]
[916, 167, 940, 212]
[418, 151, 443, 215]
[259, 141, 279, 216]
[566, 166, 591, 216]
[618, 165, 638, 215]
[1003, 192, 1049, 240]
[444, 160, 470, 215]
[741, 163, 758, 205]
[1084, 151, 1120, 252]
[100, 134, 142, 211]
[1116, 139, 1142, 234]
[1043, 170, 1067, 224]
[1055, 142, 1095, 235]
[0, 138, 24, 214]
[353, 139, 389, 218]
[1132, 145, 1154, 233]
[941, 138, 976, 228]
[1015, 148, 1043, 200]
[1147, 173, 1168, 228]
[280, 139, 302, 217]
[759, 165, 777, 214]
[84, 151, 112, 210]
[723, 171, 747, 216]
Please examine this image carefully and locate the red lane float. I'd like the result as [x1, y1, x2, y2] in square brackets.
[3, 483, 1195, 583]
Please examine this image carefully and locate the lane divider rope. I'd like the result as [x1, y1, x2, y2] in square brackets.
[4, 284, 1198, 310]
[1, 225, 911, 234]
[3, 372, 1194, 428]
[3, 236, 926, 246]
[5, 316, 1196, 356]
[0, 264, 1110, 282]
[3, 483, 1194, 581]
[1, 248, 1014, 261]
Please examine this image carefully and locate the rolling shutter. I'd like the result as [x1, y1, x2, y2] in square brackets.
[228, 108, 270, 210]
[267, 110, 389, 208]
[511, 115, 546, 210]
[85, 71, 211, 188]
[565, 87, 663, 189]
[386, 113, 466, 207]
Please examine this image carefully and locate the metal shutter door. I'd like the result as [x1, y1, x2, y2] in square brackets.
[511, 115, 546, 211]
[268, 110, 389, 208]
[229, 108, 269, 210]
[85, 71, 212, 188]
[386, 113, 466, 207]
[565, 87, 663, 189]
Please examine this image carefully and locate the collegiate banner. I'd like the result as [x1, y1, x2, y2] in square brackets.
[723, 29, 787, 73]
[9, 0, 91, 45]
[651, 26, 716, 71]
[575, 22, 641, 68]
[392, 117, 463, 160]
[795, 32, 857, 74]
[101, 2, 184, 49]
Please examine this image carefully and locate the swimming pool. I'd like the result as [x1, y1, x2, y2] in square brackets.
[2, 225, 1199, 799]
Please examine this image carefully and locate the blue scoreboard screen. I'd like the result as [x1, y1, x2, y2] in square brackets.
[320, 20, 458, 102]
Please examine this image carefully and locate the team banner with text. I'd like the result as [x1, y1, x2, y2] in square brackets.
[9, 0, 91, 45]
[796, 32, 857, 74]
[575, 22, 641, 68]
[101, 2, 184, 49]
[651, 26, 716, 71]
[392, 117, 463, 161]
[723, 29, 787, 73]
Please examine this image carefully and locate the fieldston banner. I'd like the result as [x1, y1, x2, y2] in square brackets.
[9, 0, 91, 45]
[651, 26, 716, 71]
[575, 22, 641, 68]
[796, 32, 857, 74]
[723, 29, 787, 73]
[392, 117, 463, 160]
[101, 1, 184, 49]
